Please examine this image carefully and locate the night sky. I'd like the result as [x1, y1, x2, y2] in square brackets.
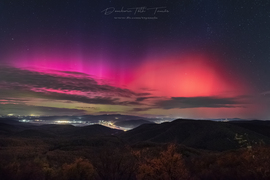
[0, 0, 270, 119]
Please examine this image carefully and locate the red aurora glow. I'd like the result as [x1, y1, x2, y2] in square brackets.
[128, 53, 249, 97]
[8, 51, 250, 98]
[0, 50, 260, 118]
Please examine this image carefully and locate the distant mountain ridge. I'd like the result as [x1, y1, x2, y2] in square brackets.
[120, 119, 270, 151]
[1, 118, 270, 151]
[114, 119, 155, 129]
[0, 120, 122, 138]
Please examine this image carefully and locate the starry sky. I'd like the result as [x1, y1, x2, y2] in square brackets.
[0, 0, 270, 119]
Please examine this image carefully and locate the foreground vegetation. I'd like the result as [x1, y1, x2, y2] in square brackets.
[0, 135, 269, 180]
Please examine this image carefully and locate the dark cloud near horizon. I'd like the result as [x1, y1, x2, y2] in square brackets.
[0, 66, 136, 97]
[0, 86, 138, 106]
[136, 96, 158, 102]
[131, 107, 152, 112]
[0, 66, 132, 106]
[0, 66, 154, 106]
[155, 96, 246, 109]
[0, 104, 86, 116]
[136, 93, 152, 96]
[136, 97, 150, 102]
[0, 98, 29, 102]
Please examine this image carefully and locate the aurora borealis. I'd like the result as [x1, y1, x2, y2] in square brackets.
[0, 1, 270, 119]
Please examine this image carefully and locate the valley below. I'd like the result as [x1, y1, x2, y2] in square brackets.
[0, 118, 270, 180]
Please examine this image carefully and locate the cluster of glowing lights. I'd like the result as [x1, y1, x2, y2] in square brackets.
[55, 120, 83, 124]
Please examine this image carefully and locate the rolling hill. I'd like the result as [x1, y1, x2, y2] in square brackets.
[1, 118, 270, 151]
[114, 119, 155, 129]
[120, 119, 270, 151]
